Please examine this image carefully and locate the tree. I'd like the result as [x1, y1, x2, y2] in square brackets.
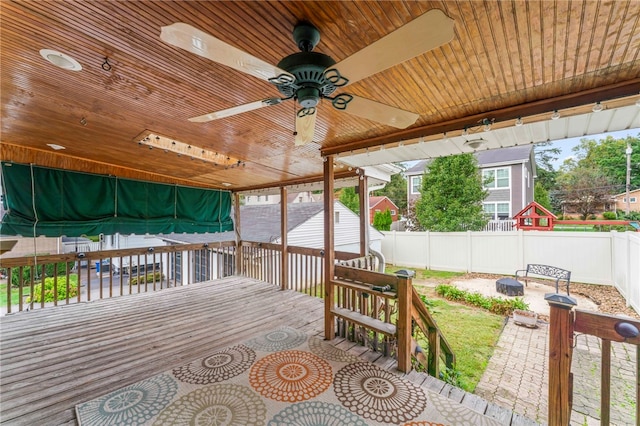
[405, 199, 425, 231]
[372, 172, 407, 214]
[534, 141, 560, 190]
[556, 167, 614, 219]
[372, 209, 392, 231]
[534, 182, 552, 211]
[570, 134, 640, 189]
[414, 154, 488, 231]
[338, 187, 359, 214]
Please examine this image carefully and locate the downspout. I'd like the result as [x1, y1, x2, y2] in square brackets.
[369, 246, 386, 273]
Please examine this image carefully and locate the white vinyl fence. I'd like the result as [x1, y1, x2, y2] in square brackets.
[381, 230, 640, 312]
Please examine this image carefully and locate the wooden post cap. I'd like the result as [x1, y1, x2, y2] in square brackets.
[544, 292, 578, 308]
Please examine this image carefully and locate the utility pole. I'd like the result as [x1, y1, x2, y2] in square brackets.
[625, 141, 633, 215]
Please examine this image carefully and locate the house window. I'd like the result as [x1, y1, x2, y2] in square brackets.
[411, 176, 422, 194]
[482, 167, 510, 189]
[483, 202, 510, 220]
[334, 211, 340, 224]
[375, 209, 381, 213]
[390, 210, 396, 216]
[623, 197, 637, 203]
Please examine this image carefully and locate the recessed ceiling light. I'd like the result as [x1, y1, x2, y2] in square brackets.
[222, 182, 232, 187]
[464, 138, 485, 149]
[592, 102, 604, 113]
[46, 143, 66, 150]
[39, 49, 82, 71]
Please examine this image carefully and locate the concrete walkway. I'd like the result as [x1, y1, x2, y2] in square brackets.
[475, 318, 638, 425]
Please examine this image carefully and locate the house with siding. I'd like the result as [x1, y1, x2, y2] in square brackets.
[369, 196, 399, 224]
[612, 188, 640, 213]
[165, 200, 384, 253]
[405, 145, 536, 220]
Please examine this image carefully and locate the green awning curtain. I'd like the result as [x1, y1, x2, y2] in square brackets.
[0, 162, 234, 237]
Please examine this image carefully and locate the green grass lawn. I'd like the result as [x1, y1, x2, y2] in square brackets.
[0, 282, 30, 307]
[415, 287, 505, 392]
[385, 265, 464, 280]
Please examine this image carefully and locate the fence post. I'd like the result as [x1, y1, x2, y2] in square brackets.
[466, 230, 472, 273]
[546, 293, 577, 426]
[396, 275, 412, 373]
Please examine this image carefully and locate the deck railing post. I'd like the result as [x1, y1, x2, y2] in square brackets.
[546, 293, 577, 426]
[396, 275, 412, 373]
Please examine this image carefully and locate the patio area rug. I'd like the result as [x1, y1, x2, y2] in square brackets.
[76, 326, 500, 425]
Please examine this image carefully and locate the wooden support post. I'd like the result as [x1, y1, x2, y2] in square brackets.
[396, 275, 412, 373]
[233, 193, 242, 275]
[546, 293, 577, 426]
[358, 175, 369, 257]
[324, 155, 335, 340]
[280, 187, 288, 291]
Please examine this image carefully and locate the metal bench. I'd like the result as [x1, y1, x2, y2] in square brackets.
[515, 264, 571, 295]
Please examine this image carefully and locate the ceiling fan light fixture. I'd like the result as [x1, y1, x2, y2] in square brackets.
[39, 49, 82, 71]
[464, 138, 485, 149]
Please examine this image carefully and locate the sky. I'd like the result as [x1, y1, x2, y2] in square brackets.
[548, 128, 640, 170]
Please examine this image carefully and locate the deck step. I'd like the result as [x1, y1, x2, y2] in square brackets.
[331, 306, 397, 335]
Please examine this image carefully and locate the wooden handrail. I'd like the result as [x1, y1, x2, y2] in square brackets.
[329, 264, 455, 376]
[411, 287, 456, 376]
[547, 294, 640, 426]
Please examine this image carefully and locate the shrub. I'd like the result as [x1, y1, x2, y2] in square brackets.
[26, 275, 78, 303]
[602, 211, 617, 220]
[129, 272, 163, 286]
[435, 284, 529, 315]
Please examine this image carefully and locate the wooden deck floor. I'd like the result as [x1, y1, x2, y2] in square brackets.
[0, 276, 537, 425]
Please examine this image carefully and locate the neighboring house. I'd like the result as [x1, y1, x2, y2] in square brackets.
[244, 191, 320, 206]
[166, 200, 384, 254]
[612, 188, 640, 212]
[163, 201, 384, 282]
[405, 145, 536, 220]
[369, 196, 399, 223]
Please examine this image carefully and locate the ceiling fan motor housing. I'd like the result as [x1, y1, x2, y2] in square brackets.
[275, 51, 338, 108]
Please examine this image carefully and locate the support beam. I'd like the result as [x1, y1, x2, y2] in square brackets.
[546, 293, 578, 426]
[358, 175, 369, 257]
[321, 79, 640, 157]
[233, 193, 242, 275]
[280, 187, 288, 291]
[324, 156, 335, 341]
[396, 275, 412, 373]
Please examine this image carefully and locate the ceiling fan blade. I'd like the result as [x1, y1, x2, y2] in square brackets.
[189, 98, 282, 123]
[333, 9, 454, 85]
[339, 96, 418, 129]
[295, 110, 317, 146]
[161, 23, 291, 82]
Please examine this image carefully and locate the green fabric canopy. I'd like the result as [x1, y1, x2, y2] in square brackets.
[0, 162, 233, 237]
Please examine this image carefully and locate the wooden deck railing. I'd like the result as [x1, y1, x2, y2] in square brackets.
[239, 240, 377, 298]
[1, 241, 236, 314]
[330, 264, 455, 375]
[547, 294, 640, 425]
[411, 286, 456, 377]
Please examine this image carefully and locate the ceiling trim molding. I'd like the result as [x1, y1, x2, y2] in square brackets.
[321, 78, 640, 156]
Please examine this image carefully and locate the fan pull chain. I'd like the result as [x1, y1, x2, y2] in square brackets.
[292, 100, 298, 137]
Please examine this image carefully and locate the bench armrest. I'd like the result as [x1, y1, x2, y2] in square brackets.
[514, 269, 527, 280]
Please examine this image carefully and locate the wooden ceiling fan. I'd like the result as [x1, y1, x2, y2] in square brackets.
[160, 9, 454, 145]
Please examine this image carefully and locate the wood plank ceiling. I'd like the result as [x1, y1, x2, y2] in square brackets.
[1, 1, 639, 192]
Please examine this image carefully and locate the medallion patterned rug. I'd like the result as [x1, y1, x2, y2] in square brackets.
[76, 326, 500, 425]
